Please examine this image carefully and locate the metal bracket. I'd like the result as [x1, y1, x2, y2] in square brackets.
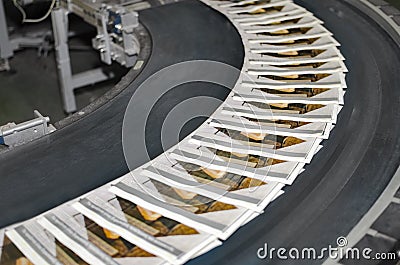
[92, 7, 140, 67]
[51, 8, 114, 113]
[0, 110, 56, 147]
[10, 31, 53, 57]
[0, 0, 54, 69]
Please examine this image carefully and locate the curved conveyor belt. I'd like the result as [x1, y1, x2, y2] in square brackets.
[0, 0, 399, 264]
[0, 0, 244, 227]
[190, 0, 400, 264]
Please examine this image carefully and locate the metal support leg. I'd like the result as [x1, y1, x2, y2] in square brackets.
[51, 8, 77, 113]
[52, 8, 114, 113]
[0, 0, 13, 59]
[0, 0, 13, 70]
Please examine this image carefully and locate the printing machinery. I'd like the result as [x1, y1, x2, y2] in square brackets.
[0, 0, 146, 113]
[0, 0, 149, 145]
[0, 0, 399, 264]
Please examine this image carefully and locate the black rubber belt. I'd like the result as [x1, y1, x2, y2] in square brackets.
[0, 0, 244, 228]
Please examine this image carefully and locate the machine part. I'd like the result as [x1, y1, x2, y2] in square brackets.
[2, 0, 400, 264]
[51, 8, 114, 113]
[10, 30, 53, 56]
[0, 0, 244, 230]
[2, 0, 140, 111]
[0, 58, 10, 71]
[0, 0, 14, 62]
[55, 22, 150, 128]
[0, 0, 346, 263]
[0, 110, 56, 147]
[91, 6, 140, 67]
[51, 1, 141, 113]
[191, 0, 400, 263]
[12, 0, 57, 23]
[60, 0, 141, 67]
[0, 0, 55, 64]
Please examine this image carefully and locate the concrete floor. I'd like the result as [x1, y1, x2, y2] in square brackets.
[0, 12, 128, 125]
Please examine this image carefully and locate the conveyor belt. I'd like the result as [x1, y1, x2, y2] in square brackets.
[189, 0, 400, 264]
[0, 0, 399, 264]
[0, 0, 244, 228]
